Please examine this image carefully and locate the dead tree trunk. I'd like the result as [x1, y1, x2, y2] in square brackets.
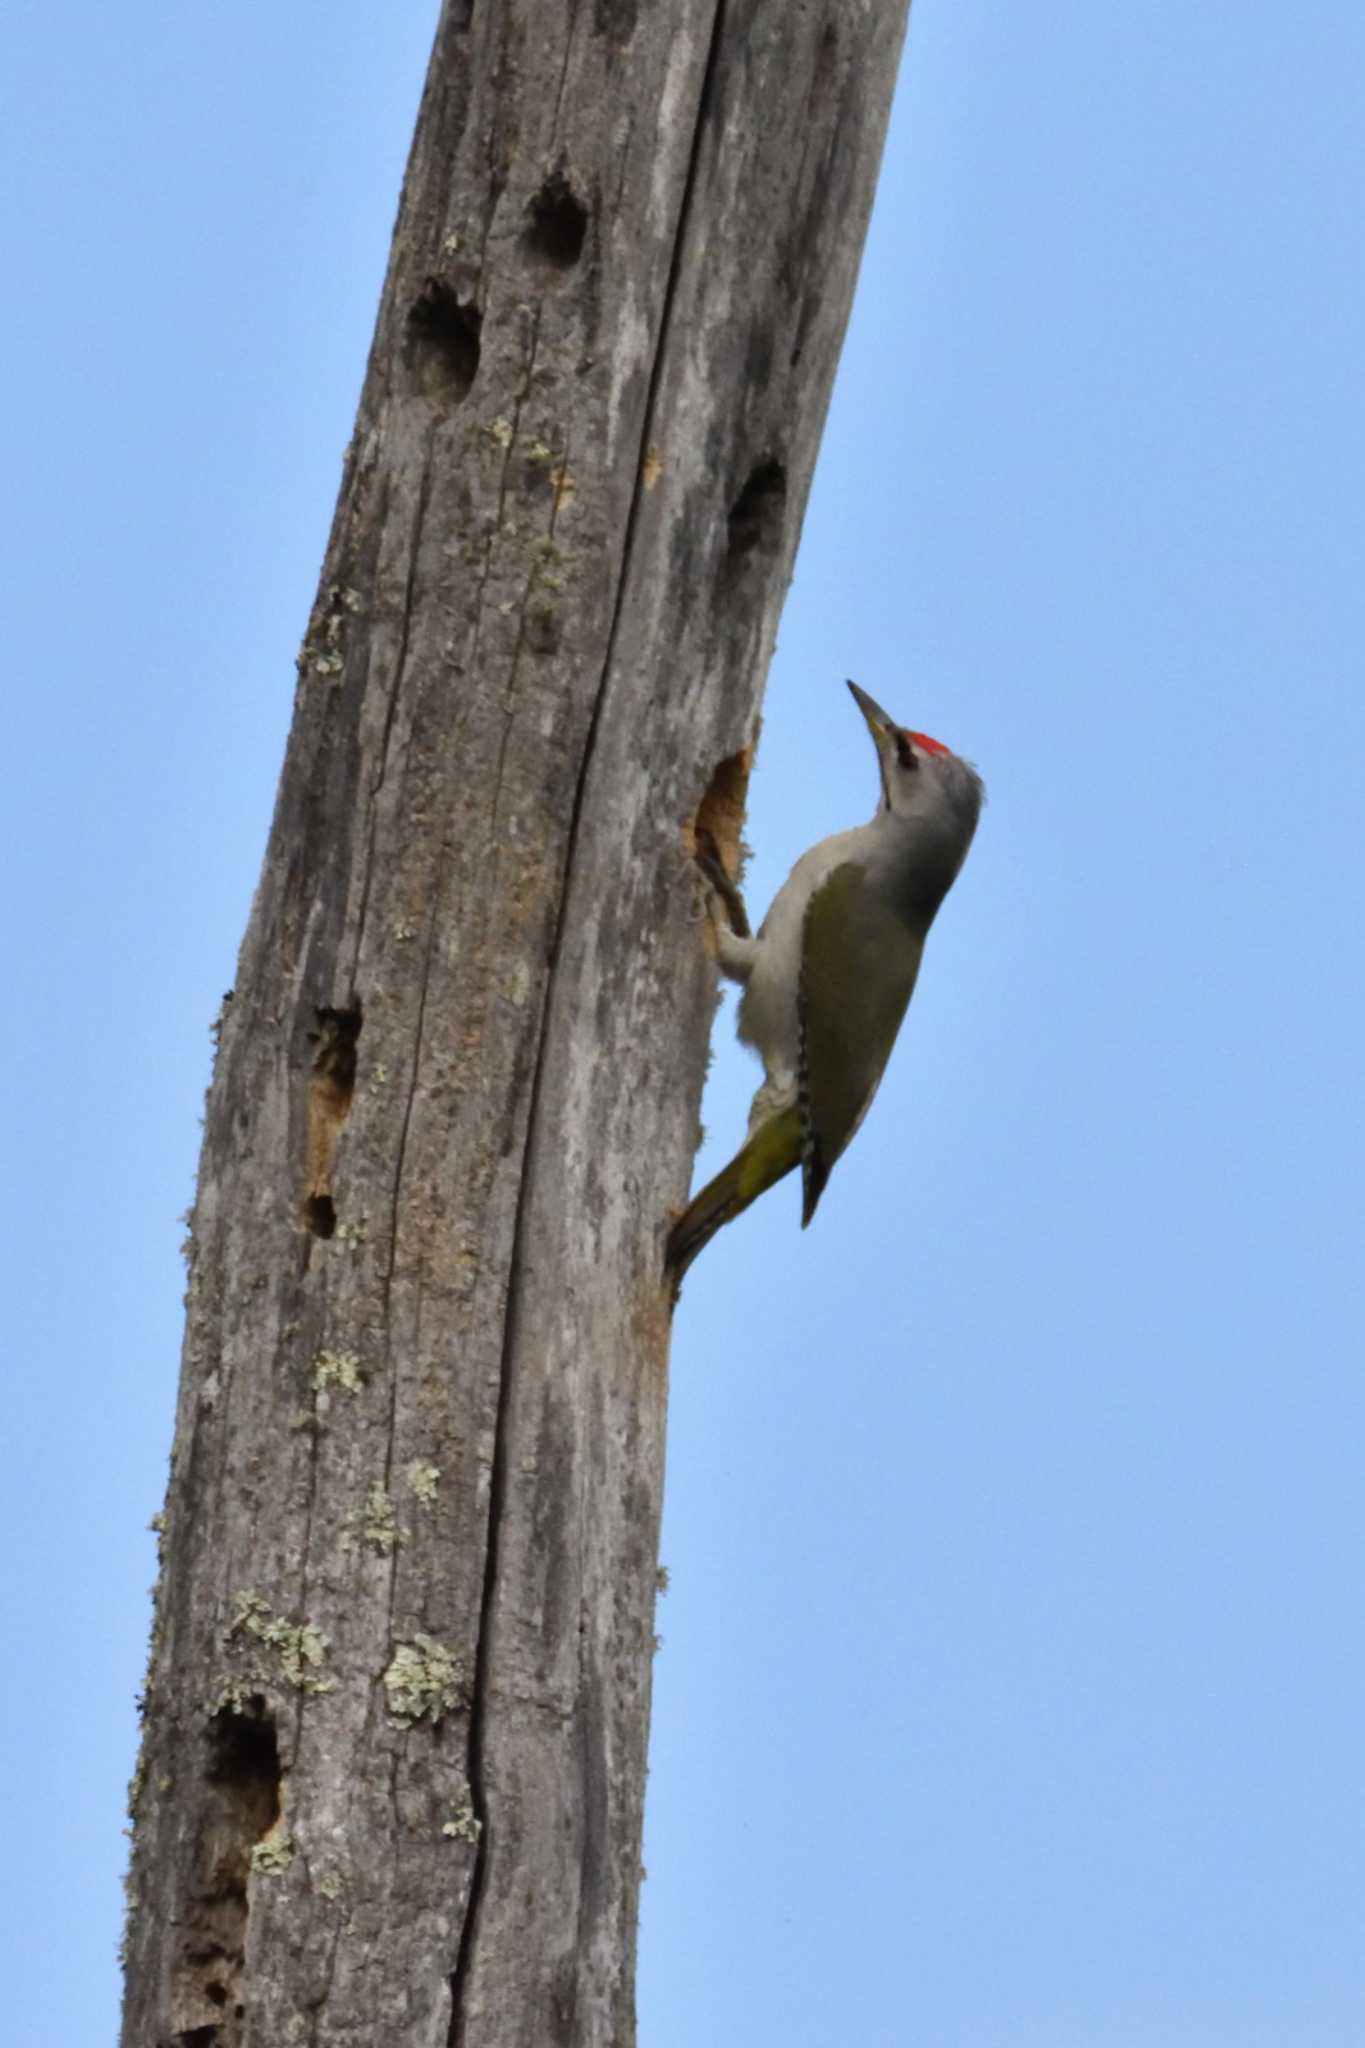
[122, 3, 911, 2041]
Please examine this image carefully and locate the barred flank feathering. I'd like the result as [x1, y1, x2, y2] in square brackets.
[795, 957, 828, 1228]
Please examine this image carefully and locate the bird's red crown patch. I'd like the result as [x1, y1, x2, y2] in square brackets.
[907, 730, 951, 757]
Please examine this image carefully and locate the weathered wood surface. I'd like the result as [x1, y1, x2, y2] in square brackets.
[121, 2, 911, 2042]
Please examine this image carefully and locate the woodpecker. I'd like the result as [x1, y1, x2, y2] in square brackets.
[666, 680, 983, 1288]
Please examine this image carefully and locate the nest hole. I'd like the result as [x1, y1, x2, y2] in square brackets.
[168, 1706, 281, 2041]
[405, 281, 482, 403]
[689, 746, 753, 904]
[594, 0, 638, 41]
[302, 1194, 336, 1239]
[206, 1700, 281, 1836]
[725, 458, 787, 570]
[302, 1005, 361, 1238]
[523, 172, 588, 270]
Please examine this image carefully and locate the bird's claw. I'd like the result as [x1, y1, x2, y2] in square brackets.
[694, 829, 751, 939]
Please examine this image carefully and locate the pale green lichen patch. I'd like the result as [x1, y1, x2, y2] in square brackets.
[316, 1865, 345, 1903]
[229, 1590, 335, 1694]
[335, 1218, 368, 1250]
[442, 1800, 482, 1843]
[208, 1673, 259, 1717]
[312, 1349, 364, 1394]
[383, 1634, 467, 1727]
[250, 1833, 294, 1876]
[406, 1460, 441, 1506]
[361, 1481, 401, 1556]
[301, 583, 365, 683]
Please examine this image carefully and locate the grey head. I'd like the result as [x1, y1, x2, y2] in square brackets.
[846, 678, 985, 913]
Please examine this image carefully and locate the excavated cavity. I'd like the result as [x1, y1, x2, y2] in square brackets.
[169, 1704, 281, 2045]
[302, 1004, 361, 1239]
[594, 0, 637, 42]
[522, 171, 589, 270]
[405, 281, 482, 402]
[688, 746, 754, 929]
[724, 457, 787, 573]
[206, 1703, 281, 1820]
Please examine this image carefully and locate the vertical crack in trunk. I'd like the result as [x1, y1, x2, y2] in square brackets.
[447, 9, 733, 2031]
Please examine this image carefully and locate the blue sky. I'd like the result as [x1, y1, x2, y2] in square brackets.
[5, 4, 1363, 2042]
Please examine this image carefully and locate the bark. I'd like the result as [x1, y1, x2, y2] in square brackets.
[121, 3, 911, 2042]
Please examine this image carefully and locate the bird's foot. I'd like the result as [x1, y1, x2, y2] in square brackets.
[694, 828, 751, 940]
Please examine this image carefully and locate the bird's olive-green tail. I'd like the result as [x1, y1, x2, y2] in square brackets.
[666, 1105, 803, 1293]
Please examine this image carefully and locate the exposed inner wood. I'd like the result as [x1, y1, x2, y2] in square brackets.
[302, 1005, 362, 1238]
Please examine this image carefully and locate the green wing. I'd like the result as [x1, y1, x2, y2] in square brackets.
[798, 864, 926, 1225]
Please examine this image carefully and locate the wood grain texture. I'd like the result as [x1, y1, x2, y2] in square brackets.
[121, 3, 911, 2042]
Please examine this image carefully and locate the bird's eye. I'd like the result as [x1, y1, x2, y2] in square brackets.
[894, 731, 917, 772]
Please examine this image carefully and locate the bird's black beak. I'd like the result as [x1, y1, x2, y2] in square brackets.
[847, 679, 905, 808]
[846, 678, 898, 737]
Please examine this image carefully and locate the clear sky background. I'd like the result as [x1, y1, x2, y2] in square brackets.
[5, 4, 1363, 2042]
